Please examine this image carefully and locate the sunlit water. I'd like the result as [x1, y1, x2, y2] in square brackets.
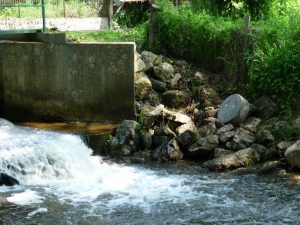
[0, 118, 299, 225]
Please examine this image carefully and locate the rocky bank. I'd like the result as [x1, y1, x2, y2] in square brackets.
[106, 50, 300, 175]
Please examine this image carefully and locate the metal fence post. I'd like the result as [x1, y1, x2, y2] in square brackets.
[42, 0, 46, 32]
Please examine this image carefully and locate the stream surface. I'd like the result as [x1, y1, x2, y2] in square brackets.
[0, 118, 299, 225]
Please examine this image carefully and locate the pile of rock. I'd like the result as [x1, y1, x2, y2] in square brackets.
[107, 50, 300, 174]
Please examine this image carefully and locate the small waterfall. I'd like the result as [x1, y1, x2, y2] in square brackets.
[0, 118, 196, 208]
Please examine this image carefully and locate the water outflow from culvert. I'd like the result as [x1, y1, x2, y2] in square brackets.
[1, 118, 300, 225]
[0, 118, 196, 209]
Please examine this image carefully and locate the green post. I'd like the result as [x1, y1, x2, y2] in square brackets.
[42, 0, 46, 32]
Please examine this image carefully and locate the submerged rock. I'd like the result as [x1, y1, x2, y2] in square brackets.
[0, 173, 19, 186]
[203, 148, 260, 171]
[257, 161, 283, 175]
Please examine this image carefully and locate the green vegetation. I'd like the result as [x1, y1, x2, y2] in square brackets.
[150, 0, 243, 72]
[145, 0, 300, 116]
[113, 2, 150, 28]
[190, 0, 275, 19]
[67, 24, 146, 48]
[247, 1, 300, 114]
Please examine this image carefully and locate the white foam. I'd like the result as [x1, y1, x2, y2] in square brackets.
[7, 189, 45, 205]
[26, 207, 48, 218]
[0, 118, 199, 210]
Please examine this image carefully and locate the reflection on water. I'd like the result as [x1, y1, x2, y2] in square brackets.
[0, 118, 300, 225]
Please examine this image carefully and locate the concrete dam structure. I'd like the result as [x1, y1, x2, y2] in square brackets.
[0, 34, 135, 123]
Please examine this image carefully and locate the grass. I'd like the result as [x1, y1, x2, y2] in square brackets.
[66, 24, 146, 49]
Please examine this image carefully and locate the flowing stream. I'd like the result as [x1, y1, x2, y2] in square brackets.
[0, 118, 299, 225]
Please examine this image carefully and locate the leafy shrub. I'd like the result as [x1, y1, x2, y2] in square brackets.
[114, 2, 150, 28]
[189, 0, 275, 19]
[151, 0, 242, 72]
[247, 0, 300, 113]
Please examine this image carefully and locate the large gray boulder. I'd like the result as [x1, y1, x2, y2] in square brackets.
[203, 148, 260, 171]
[285, 140, 300, 168]
[217, 94, 249, 125]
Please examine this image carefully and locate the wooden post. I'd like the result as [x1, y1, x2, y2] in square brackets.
[63, 0, 66, 18]
[100, 0, 110, 17]
[149, 0, 159, 50]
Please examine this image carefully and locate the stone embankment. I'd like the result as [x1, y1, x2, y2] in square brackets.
[106, 50, 300, 174]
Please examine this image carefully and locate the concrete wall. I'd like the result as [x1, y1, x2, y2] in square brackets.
[0, 41, 135, 123]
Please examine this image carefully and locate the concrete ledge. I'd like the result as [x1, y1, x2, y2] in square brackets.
[0, 32, 66, 43]
[0, 41, 135, 123]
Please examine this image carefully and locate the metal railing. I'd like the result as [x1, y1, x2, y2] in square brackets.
[0, 0, 46, 32]
[0, 0, 103, 18]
